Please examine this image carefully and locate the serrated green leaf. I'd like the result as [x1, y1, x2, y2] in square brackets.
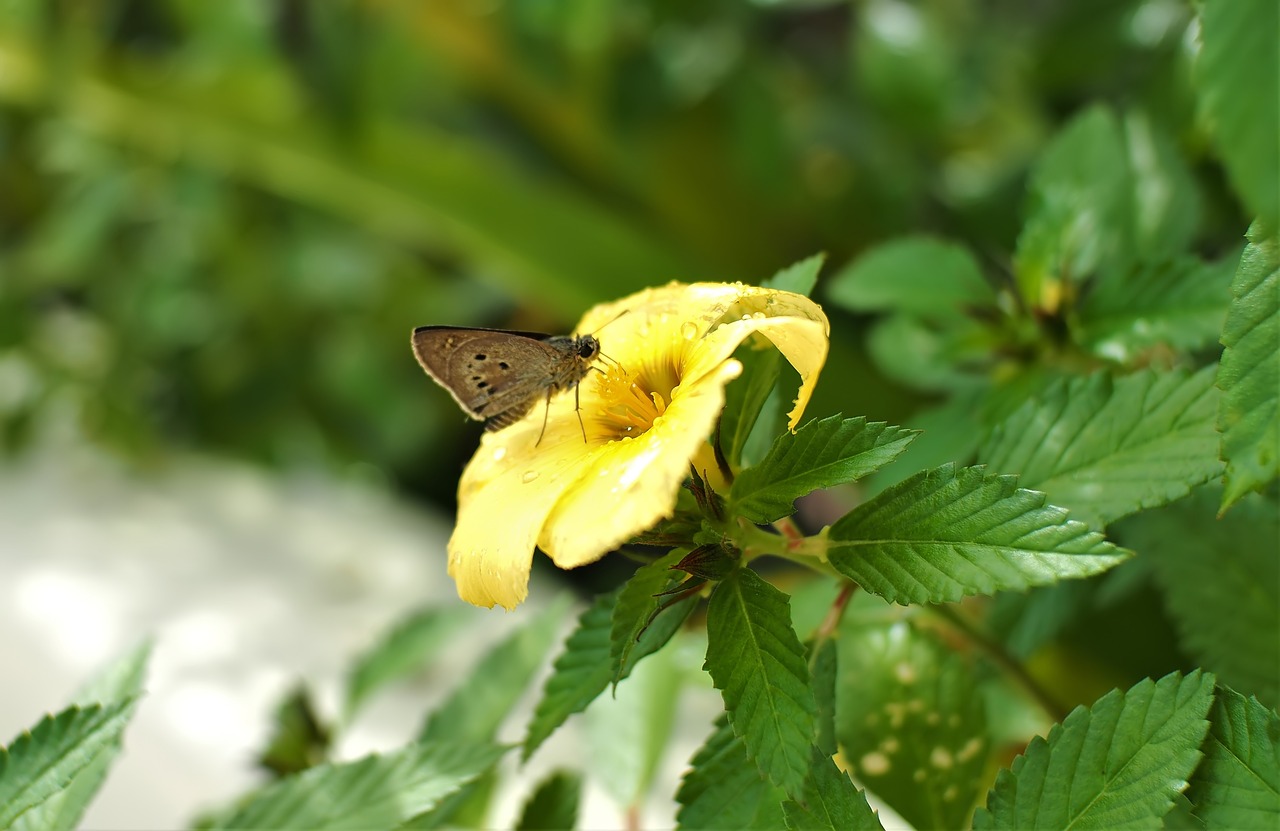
[611, 549, 687, 686]
[1188, 686, 1280, 829]
[980, 368, 1222, 527]
[397, 769, 497, 830]
[1078, 256, 1236, 363]
[0, 700, 138, 830]
[782, 748, 884, 831]
[1117, 488, 1280, 708]
[705, 568, 816, 797]
[675, 716, 787, 830]
[525, 586, 693, 761]
[523, 590, 643, 760]
[975, 670, 1216, 830]
[31, 643, 153, 831]
[515, 771, 581, 831]
[826, 464, 1129, 605]
[730, 415, 919, 523]
[810, 639, 838, 757]
[1015, 106, 1132, 311]
[721, 346, 784, 469]
[217, 740, 504, 830]
[586, 637, 684, 809]
[827, 236, 993, 316]
[421, 597, 568, 744]
[346, 606, 469, 719]
[1218, 221, 1279, 508]
[765, 253, 825, 297]
[1196, 0, 1280, 227]
[1164, 791, 1208, 830]
[834, 621, 988, 831]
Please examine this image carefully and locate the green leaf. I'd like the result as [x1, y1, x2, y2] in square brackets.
[1188, 686, 1280, 829]
[217, 741, 505, 830]
[28, 643, 153, 831]
[980, 368, 1222, 528]
[1218, 221, 1279, 509]
[675, 716, 787, 830]
[730, 415, 919, 523]
[346, 606, 469, 719]
[1196, 0, 1280, 227]
[721, 346, 783, 469]
[826, 463, 1129, 605]
[0, 700, 138, 830]
[259, 686, 331, 777]
[1164, 791, 1208, 830]
[782, 748, 885, 831]
[1014, 106, 1132, 310]
[586, 637, 684, 809]
[515, 771, 581, 831]
[1122, 110, 1202, 258]
[397, 770, 497, 831]
[521, 591, 617, 760]
[974, 670, 1216, 830]
[765, 253, 825, 297]
[705, 568, 817, 797]
[611, 549, 689, 686]
[865, 311, 992, 392]
[834, 621, 988, 831]
[523, 582, 693, 761]
[810, 639, 838, 758]
[421, 597, 569, 744]
[1117, 488, 1280, 709]
[827, 236, 994, 317]
[1077, 256, 1236, 363]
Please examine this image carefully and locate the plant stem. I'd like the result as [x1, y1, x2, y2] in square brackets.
[927, 603, 1068, 723]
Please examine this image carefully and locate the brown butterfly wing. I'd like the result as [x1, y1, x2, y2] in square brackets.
[411, 327, 571, 426]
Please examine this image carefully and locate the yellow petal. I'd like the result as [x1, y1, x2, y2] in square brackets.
[540, 359, 742, 567]
[448, 428, 590, 609]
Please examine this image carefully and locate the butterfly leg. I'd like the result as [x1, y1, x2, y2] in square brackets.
[574, 381, 587, 443]
[535, 387, 554, 447]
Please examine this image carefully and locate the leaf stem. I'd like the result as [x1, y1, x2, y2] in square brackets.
[926, 603, 1068, 722]
[730, 521, 844, 580]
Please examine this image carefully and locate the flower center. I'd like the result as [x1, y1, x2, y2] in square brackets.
[590, 361, 679, 440]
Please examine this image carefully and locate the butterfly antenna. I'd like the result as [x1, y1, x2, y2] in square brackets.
[586, 309, 631, 339]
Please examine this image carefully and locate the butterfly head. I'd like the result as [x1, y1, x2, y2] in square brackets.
[576, 335, 601, 361]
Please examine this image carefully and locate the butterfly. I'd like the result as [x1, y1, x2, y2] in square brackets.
[411, 326, 601, 435]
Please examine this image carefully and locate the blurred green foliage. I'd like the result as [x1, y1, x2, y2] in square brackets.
[0, 0, 1246, 506]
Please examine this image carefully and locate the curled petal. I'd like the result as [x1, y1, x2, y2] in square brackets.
[540, 359, 742, 567]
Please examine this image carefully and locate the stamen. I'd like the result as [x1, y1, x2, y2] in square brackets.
[592, 363, 676, 438]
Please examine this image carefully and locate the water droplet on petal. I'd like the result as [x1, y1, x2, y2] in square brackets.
[521, 470, 540, 483]
[492, 447, 507, 461]
[680, 321, 698, 340]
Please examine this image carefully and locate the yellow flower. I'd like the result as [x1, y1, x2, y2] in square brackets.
[448, 282, 830, 609]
